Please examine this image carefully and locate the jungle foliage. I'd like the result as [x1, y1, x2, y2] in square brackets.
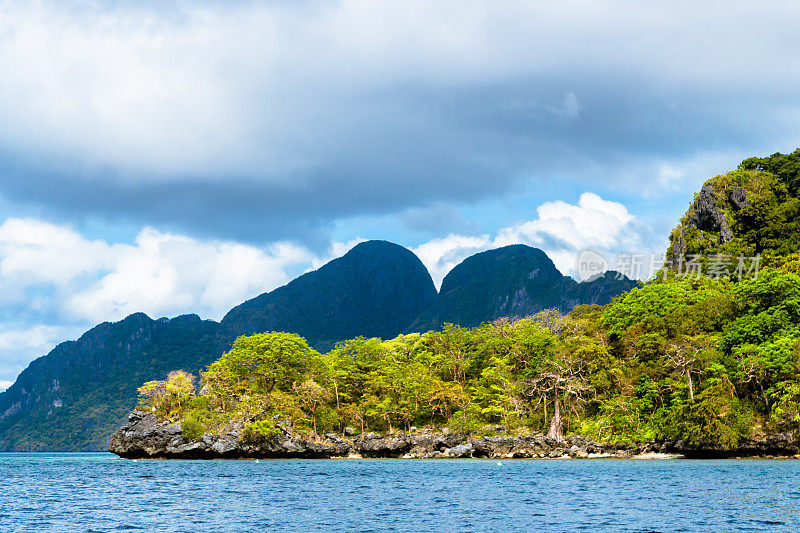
[141, 269, 800, 450]
[138, 149, 800, 450]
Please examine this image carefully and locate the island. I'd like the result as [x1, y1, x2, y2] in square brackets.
[111, 150, 800, 460]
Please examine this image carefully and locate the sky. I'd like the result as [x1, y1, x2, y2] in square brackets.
[1, 0, 800, 389]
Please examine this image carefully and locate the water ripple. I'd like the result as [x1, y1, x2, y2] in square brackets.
[1, 454, 799, 531]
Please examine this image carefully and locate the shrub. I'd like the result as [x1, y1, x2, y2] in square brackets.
[243, 419, 281, 443]
[181, 409, 211, 441]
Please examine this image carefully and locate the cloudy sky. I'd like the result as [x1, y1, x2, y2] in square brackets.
[1, 0, 799, 388]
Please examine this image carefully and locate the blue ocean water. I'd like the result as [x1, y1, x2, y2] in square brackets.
[1, 453, 799, 532]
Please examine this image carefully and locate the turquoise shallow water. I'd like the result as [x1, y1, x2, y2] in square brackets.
[1, 453, 799, 532]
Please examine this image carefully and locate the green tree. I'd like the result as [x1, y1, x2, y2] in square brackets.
[137, 370, 196, 421]
[293, 379, 332, 435]
[206, 332, 318, 394]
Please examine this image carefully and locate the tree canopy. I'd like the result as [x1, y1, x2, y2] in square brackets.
[136, 267, 800, 450]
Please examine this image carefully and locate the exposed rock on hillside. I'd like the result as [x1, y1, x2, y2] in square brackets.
[688, 182, 736, 242]
[668, 179, 752, 268]
[667, 150, 800, 269]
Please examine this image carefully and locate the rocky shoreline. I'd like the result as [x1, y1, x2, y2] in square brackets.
[108, 411, 800, 460]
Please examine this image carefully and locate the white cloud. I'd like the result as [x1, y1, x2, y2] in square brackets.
[0, 218, 116, 284]
[0, 325, 71, 352]
[0, 380, 13, 392]
[413, 193, 651, 284]
[495, 192, 638, 249]
[496, 193, 648, 276]
[411, 234, 491, 288]
[0, 218, 313, 324]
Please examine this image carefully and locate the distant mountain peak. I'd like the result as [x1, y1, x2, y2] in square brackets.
[220, 238, 436, 352]
[411, 243, 636, 330]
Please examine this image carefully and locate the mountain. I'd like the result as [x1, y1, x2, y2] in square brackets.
[0, 240, 634, 451]
[0, 240, 437, 450]
[0, 313, 220, 451]
[410, 244, 638, 330]
[106, 151, 800, 462]
[220, 240, 438, 352]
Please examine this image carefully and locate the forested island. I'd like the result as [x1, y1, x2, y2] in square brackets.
[0, 228, 635, 452]
[111, 150, 800, 459]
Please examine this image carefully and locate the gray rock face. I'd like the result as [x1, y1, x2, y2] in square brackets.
[668, 181, 752, 269]
[470, 435, 604, 459]
[689, 182, 734, 242]
[728, 186, 751, 210]
[662, 433, 800, 459]
[358, 434, 412, 457]
[108, 411, 184, 457]
[109, 414, 800, 459]
[443, 443, 474, 458]
[108, 414, 621, 460]
[108, 411, 351, 459]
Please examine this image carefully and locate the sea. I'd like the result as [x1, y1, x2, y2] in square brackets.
[1, 453, 798, 532]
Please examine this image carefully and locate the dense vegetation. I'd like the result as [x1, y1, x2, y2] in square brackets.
[0, 240, 633, 451]
[140, 267, 800, 450]
[140, 149, 800, 450]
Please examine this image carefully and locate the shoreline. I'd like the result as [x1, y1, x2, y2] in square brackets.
[108, 411, 800, 461]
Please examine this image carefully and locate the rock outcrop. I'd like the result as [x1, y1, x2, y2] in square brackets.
[109, 412, 351, 459]
[109, 414, 639, 460]
[110, 413, 800, 459]
[688, 182, 735, 242]
[661, 434, 800, 459]
[667, 178, 752, 269]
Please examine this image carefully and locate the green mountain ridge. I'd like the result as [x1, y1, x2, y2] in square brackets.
[0, 313, 221, 451]
[220, 240, 438, 353]
[0, 241, 633, 451]
[410, 245, 637, 330]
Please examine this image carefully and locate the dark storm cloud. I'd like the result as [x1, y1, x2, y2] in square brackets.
[1, 1, 800, 246]
[0, 139, 523, 246]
